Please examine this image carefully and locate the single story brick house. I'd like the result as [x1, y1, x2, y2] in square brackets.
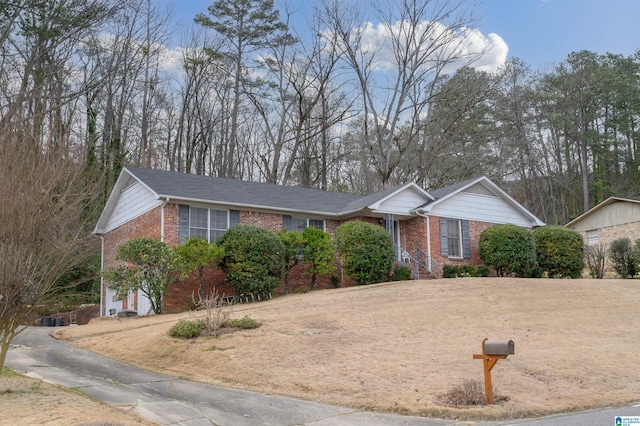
[566, 196, 640, 251]
[94, 167, 544, 316]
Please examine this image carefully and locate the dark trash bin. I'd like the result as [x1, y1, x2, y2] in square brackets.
[53, 317, 64, 327]
[41, 316, 52, 327]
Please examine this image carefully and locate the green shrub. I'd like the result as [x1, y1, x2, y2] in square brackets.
[169, 319, 204, 338]
[609, 238, 639, 278]
[477, 265, 490, 277]
[302, 227, 336, 289]
[392, 265, 413, 281]
[527, 265, 544, 278]
[334, 221, 395, 285]
[218, 225, 287, 296]
[532, 226, 584, 278]
[442, 265, 457, 278]
[479, 224, 537, 277]
[459, 265, 477, 277]
[224, 315, 261, 329]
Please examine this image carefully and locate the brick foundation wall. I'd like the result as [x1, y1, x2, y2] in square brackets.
[37, 304, 100, 327]
[163, 269, 236, 313]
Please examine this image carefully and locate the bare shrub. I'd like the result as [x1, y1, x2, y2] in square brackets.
[439, 379, 508, 407]
[193, 289, 231, 336]
[585, 243, 607, 279]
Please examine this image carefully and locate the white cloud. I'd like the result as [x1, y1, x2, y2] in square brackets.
[338, 19, 508, 75]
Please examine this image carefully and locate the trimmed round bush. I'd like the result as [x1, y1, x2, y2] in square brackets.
[334, 221, 395, 285]
[217, 225, 287, 296]
[477, 265, 490, 277]
[532, 225, 584, 278]
[479, 224, 537, 277]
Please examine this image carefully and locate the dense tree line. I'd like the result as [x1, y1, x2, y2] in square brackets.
[2, 0, 640, 227]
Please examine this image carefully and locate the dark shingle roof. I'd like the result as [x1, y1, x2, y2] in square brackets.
[127, 167, 364, 215]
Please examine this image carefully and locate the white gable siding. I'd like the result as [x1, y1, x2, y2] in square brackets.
[376, 187, 429, 215]
[430, 192, 533, 227]
[104, 182, 162, 233]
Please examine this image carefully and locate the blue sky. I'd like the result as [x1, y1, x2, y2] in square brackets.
[164, 0, 640, 72]
[473, 0, 640, 70]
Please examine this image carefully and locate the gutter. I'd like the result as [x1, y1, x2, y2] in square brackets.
[99, 235, 104, 318]
[161, 198, 169, 242]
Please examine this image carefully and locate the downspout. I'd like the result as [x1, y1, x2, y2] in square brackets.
[161, 198, 168, 243]
[160, 198, 169, 314]
[99, 235, 104, 318]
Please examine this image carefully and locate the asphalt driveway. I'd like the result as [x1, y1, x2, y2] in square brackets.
[6, 327, 457, 426]
[6, 327, 640, 426]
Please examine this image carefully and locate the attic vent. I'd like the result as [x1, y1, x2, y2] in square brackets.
[121, 176, 136, 192]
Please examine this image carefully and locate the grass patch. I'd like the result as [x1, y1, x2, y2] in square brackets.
[223, 315, 261, 329]
[1, 367, 20, 378]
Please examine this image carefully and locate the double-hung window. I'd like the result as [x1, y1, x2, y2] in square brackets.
[283, 215, 325, 232]
[586, 230, 598, 246]
[179, 205, 239, 244]
[446, 219, 462, 258]
[439, 217, 471, 259]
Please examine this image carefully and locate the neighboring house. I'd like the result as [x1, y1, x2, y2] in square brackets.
[565, 196, 640, 250]
[94, 167, 544, 316]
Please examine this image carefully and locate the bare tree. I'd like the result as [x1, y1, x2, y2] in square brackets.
[195, 0, 292, 178]
[0, 133, 101, 373]
[322, 0, 483, 188]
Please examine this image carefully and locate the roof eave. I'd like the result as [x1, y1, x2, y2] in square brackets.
[158, 194, 347, 218]
[565, 196, 637, 227]
[416, 176, 545, 227]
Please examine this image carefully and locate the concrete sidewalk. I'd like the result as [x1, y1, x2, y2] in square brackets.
[6, 327, 461, 426]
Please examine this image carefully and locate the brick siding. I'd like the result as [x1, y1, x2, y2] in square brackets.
[101, 206, 162, 316]
[102, 204, 497, 314]
[579, 222, 640, 275]
[428, 215, 493, 268]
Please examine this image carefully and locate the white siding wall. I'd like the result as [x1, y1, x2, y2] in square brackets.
[430, 192, 533, 226]
[377, 187, 429, 214]
[104, 182, 162, 233]
[104, 287, 122, 317]
[137, 290, 153, 315]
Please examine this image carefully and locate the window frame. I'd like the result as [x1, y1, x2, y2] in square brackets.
[586, 230, 599, 246]
[446, 218, 463, 259]
[188, 207, 230, 243]
[284, 215, 325, 233]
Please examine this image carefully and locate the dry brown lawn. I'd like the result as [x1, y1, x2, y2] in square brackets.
[54, 278, 640, 421]
[0, 368, 155, 425]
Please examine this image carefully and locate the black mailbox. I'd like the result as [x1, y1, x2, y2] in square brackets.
[484, 339, 515, 355]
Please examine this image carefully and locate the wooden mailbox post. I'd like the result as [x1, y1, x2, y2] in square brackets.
[472, 338, 514, 404]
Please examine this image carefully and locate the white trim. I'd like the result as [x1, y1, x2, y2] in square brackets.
[99, 236, 104, 318]
[419, 212, 433, 273]
[160, 199, 167, 242]
[418, 177, 544, 227]
[367, 183, 434, 210]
